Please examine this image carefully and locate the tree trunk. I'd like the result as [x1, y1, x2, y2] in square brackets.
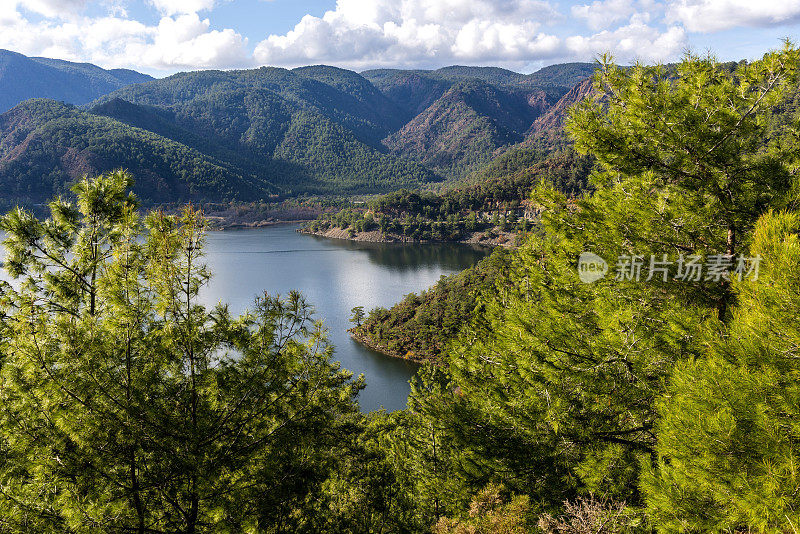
[186, 491, 199, 534]
[718, 226, 736, 321]
[130, 448, 145, 534]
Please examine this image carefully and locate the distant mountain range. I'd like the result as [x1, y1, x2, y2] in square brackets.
[0, 50, 597, 204]
[0, 49, 152, 113]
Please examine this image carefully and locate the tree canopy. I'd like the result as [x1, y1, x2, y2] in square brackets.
[0, 170, 363, 532]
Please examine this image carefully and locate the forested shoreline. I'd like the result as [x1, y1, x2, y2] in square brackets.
[301, 147, 593, 246]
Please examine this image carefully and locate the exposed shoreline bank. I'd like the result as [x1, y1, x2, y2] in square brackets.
[348, 328, 427, 364]
[206, 218, 314, 231]
[297, 225, 518, 248]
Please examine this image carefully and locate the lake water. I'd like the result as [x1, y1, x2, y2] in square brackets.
[201, 224, 489, 411]
[0, 225, 489, 411]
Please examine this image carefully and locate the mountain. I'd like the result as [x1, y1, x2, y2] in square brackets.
[383, 80, 559, 178]
[360, 71, 451, 119]
[99, 66, 407, 148]
[525, 77, 595, 142]
[0, 49, 152, 113]
[0, 54, 598, 205]
[364, 64, 592, 180]
[92, 66, 438, 194]
[524, 62, 597, 87]
[0, 99, 271, 205]
[362, 64, 596, 93]
[0, 65, 440, 203]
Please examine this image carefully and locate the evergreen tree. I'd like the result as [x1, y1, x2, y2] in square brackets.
[567, 43, 800, 318]
[350, 306, 366, 327]
[0, 171, 363, 532]
[389, 43, 800, 518]
[644, 210, 800, 532]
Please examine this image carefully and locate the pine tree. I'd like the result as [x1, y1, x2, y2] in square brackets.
[0, 171, 363, 532]
[644, 210, 800, 532]
[350, 306, 366, 327]
[567, 42, 800, 319]
[399, 43, 800, 515]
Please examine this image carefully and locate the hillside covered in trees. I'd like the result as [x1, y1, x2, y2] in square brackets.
[0, 59, 595, 205]
[365, 64, 594, 179]
[350, 248, 511, 362]
[0, 99, 273, 205]
[301, 70, 598, 244]
[303, 143, 593, 244]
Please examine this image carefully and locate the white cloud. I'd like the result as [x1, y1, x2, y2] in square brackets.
[565, 17, 687, 62]
[148, 0, 217, 16]
[12, 0, 88, 19]
[2, 0, 797, 74]
[0, 4, 249, 71]
[251, 0, 690, 69]
[571, 0, 638, 30]
[253, 0, 564, 68]
[666, 0, 800, 33]
[140, 14, 249, 68]
[452, 20, 561, 60]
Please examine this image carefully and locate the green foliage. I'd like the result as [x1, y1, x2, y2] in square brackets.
[306, 147, 593, 242]
[643, 210, 800, 532]
[0, 171, 363, 532]
[0, 100, 268, 203]
[353, 248, 510, 362]
[273, 109, 436, 193]
[568, 45, 800, 298]
[5, 47, 800, 533]
[94, 66, 439, 195]
[383, 80, 555, 180]
[369, 44, 800, 530]
[350, 306, 365, 327]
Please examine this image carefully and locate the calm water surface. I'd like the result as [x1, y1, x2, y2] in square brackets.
[0, 225, 489, 411]
[201, 224, 489, 411]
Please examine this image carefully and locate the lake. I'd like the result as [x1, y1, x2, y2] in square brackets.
[0, 224, 489, 411]
[201, 224, 489, 411]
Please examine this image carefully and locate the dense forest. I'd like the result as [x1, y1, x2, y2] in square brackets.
[303, 144, 593, 242]
[0, 60, 594, 206]
[350, 248, 511, 362]
[0, 99, 271, 204]
[2, 44, 800, 532]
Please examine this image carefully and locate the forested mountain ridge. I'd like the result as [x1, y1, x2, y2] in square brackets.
[99, 63, 588, 184]
[363, 64, 591, 179]
[524, 77, 595, 141]
[0, 68, 441, 201]
[0, 55, 596, 205]
[0, 99, 271, 205]
[383, 79, 562, 178]
[362, 63, 595, 93]
[0, 49, 152, 113]
[99, 65, 408, 147]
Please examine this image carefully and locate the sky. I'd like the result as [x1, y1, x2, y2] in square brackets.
[0, 0, 799, 76]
